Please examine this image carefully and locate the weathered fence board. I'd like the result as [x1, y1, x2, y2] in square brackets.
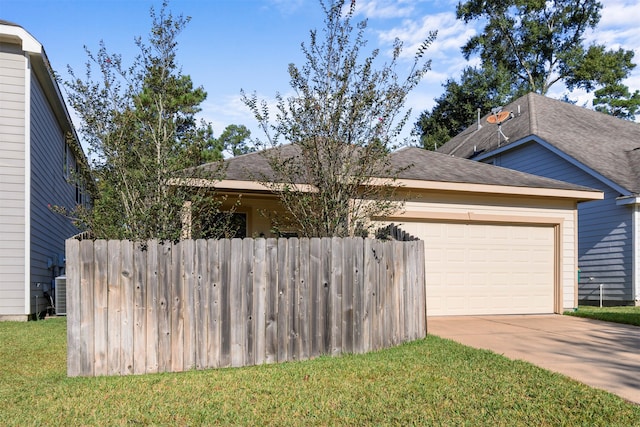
[207, 239, 220, 369]
[79, 241, 94, 376]
[133, 242, 147, 375]
[121, 241, 134, 375]
[66, 237, 425, 377]
[330, 237, 343, 356]
[66, 239, 80, 377]
[107, 240, 121, 376]
[254, 238, 267, 365]
[265, 238, 278, 364]
[341, 238, 354, 354]
[157, 242, 172, 373]
[298, 238, 310, 361]
[277, 238, 289, 363]
[145, 242, 159, 374]
[94, 240, 108, 376]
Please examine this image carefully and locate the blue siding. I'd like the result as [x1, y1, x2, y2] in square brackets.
[487, 142, 633, 303]
[29, 72, 80, 308]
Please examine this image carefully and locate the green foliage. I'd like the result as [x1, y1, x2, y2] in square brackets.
[3, 319, 640, 425]
[565, 305, 640, 326]
[217, 124, 254, 157]
[593, 83, 640, 120]
[457, 0, 608, 95]
[564, 46, 636, 91]
[64, 1, 226, 241]
[415, 65, 515, 150]
[417, 0, 638, 149]
[243, 0, 434, 237]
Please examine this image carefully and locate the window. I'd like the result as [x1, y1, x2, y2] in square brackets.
[200, 212, 248, 239]
[228, 213, 247, 238]
[75, 162, 85, 206]
[63, 143, 69, 179]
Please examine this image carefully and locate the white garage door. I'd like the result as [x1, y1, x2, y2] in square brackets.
[399, 222, 555, 316]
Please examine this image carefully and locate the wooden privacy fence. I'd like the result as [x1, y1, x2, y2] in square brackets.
[65, 237, 425, 377]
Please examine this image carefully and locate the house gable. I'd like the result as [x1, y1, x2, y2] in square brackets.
[480, 138, 634, 303]
[438, 93, 640, 304]
[0, 21, 91, 319]
[438, 92, 640, 196]
[475, 136, 631, 197]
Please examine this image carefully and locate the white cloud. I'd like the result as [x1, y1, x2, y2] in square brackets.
[352, 0, 417, 19]
[201, 95, 258, 136]
[583, 0, 640, 97]
[597, 0, 640, 29]
[264, 0, 306, 15]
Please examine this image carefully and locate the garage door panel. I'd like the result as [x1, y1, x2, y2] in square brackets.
[398, 221, 555, 316]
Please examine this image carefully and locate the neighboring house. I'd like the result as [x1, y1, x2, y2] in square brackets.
[188, 145, 601, 316]
[0, 21, 91, 320]
[438, 92, 640, 306]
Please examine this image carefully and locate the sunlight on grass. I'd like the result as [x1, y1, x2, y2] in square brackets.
[565, 305, 640, 326]
[1, 318, 638, 426]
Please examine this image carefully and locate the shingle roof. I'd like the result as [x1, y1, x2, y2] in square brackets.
[437, 92, 640, 194]
[390, 147, 594, 191]
[199, 143, 596, 193]
[198, 144, 302, 183]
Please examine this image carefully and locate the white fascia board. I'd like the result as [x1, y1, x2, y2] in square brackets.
[474, 135, 632, 197]
[384, 178, 603, 201]
[175, 176, 602, 202]
[617, 196, 640, 206]
[0, 23, 42, 53]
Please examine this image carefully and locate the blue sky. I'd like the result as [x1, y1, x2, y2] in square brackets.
[2, 0, 639, 146]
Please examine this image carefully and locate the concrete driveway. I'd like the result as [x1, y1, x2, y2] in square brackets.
[427, 314, 640, 405]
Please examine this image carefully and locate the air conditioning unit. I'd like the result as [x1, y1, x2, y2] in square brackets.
[55, 275, 67, 316]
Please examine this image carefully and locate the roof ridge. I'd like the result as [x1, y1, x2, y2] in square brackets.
[447, 126, 481, 157]
[528, 92, 538, 135]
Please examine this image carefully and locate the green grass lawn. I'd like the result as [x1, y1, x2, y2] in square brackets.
[565, 305, 640, 327]
[1, 318, 638, 426]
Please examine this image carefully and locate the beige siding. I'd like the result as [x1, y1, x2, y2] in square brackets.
[219, 194, 289, 237]
[0, 42, 26, 315]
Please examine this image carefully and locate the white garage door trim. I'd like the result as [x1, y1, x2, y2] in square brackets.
[384, 213, 563, 316]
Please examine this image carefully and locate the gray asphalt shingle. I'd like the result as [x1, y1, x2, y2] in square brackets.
[200, 143, 595, 193]
[438, 92, 640, 194]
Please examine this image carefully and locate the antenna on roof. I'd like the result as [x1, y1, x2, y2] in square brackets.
[486, 106, 513, 147]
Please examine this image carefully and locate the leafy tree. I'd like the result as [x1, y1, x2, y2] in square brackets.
[593, 83, 640, 120]
[243, 0, 434, 237]
[63, 1, 227, 241]
[415, 65, 514, 150]
[417, 0, 638, 149]
[217, 124, 254, 157]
